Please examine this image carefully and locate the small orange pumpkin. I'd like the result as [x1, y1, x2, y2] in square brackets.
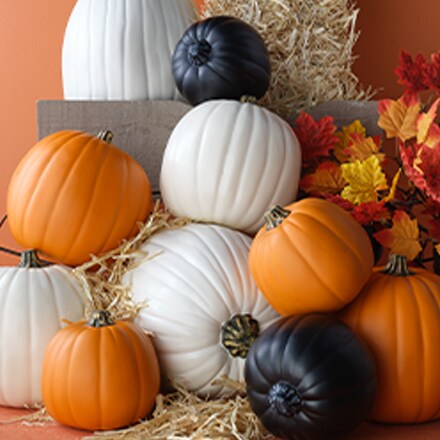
[338, 254, 440, 423]
[42, 310, 160, 431]
[7, 130, 152, 266]
[248, 198, 374, 315]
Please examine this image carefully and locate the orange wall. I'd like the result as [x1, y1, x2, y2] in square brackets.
[0, 0, 438, 265]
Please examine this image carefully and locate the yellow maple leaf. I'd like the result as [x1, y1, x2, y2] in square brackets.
[340, 156, 389, 205]
[374, 211, 422, 261]
[300, 162, 346, 194]
[344, 133, 385, 162]
[334, 120, 366, 162]
[378, 93, 421, 141]
[417, 98, 440, 145]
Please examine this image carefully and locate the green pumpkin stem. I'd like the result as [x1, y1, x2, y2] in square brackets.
[382, 254, 414, 276]
[264, 205, 291, 231]
[87, 310, 115, 328]
[19, 250, 45, 268]
[221, 314, 259, 358]
[97, 130, 113, 143]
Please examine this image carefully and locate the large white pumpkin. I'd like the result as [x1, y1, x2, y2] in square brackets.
[0, 251, 87, 407]
[123, 224, 280, 397]
[62, 0, 197, 100]
[160, 100, 302, 234]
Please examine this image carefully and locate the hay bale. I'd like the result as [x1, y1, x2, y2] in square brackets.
[202, 0, 371, 117]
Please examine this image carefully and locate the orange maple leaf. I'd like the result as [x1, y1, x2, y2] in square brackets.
[378, 92, 421, 141]
[417, 97, 440, 146]
[436, 243, 440, 255]
[374, 211, 422, 261]
[334, 120, 366, 162]
[343, 133, 385, 162]
[300, 162, 346, 194]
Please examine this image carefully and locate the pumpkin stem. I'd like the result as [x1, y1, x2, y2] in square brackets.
[383, 254, 414, 276]
[188, 39, 212, 66]
[87, 310, 115, 328]
[240, 95, 258, 104]
[264, 205, 291, 231]
[221, 314, 259, 358]
[269, 381, 302, 416]
[97, 130, 113, 143]
[19, 250, 46, 268]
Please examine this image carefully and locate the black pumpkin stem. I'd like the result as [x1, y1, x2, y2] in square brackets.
[87, 310, 115, 328]
[269, 381, 302, 416]
[97, 130, 113, 143]
[264, 205, 291, 231]
[19, 250, 46, 268]
[383, 254, 414, 276]
[188, 39, 212, 66]
[221, 314, 259, 358]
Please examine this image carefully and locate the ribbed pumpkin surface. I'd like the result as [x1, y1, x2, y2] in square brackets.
[123, 223, 280, 397]
[160, 100, 302, 234]
[249, 198, 374, 315]
[7, 130, 152, 265]
[42, 319, 160, 431]
[339, 264, 440, 423]
[0, 264, 85, 407]
[62, 0, 197, 100]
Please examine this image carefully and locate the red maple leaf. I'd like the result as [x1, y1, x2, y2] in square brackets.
[395, 50, 429, 93]
[417, 144, 440, 203]
[293, 112, 338, 168]
[322, 194, 355, 212]
[351, 201, 390, 225]
[429, 218, 440, 241]
[398, 140, 427, 191]
[422, 49, 440, 94]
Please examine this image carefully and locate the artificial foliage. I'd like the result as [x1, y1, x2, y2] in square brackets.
[294, 50, 440, 270]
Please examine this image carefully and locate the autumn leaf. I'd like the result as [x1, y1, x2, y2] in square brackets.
[351, 201, 390, 225]
[323, 194, 356, 212]
[416, 144, 440, 203]
[436, 243, 440, 255]
[293, 112, 338, 167]
[300, 162, 346, 194]
[399, 141, 427, 191]
[334, 120, 366, 162]
[374, 211, 422, 261]
[417, 98, 440, 145]
[384, 168, 402, 202]
[429, 218, 440, 241]
[422, 49, 440, 93]
[378, 92, 421, 141]
[340, 156, 389, 205]
[394, 50, 429, 93]
[343, 133, 385, 162]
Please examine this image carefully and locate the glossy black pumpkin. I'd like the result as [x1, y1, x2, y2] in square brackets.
[172, 16, 271, 106]
[245, 314, 377, 440]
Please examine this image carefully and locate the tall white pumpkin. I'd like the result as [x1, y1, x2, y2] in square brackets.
[160, 100, 302, 234]
[62, 0, 197, 100]
[123, 224, 280, 397]
[0, 251, 87, 407]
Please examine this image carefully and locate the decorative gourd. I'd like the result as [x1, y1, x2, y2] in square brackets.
[62, 0, 197, 100]
[7, 130, 153, 266]
[248, 199, 374, 315]
[0, 250, 86, 408]
[160, 100, 301, 234]
[338, 254, 440, 423]
[245, 314, 377, 440]
[123, 223, 280, 397]
[42, 310, 160, 431]
[172, 15, 271, 105]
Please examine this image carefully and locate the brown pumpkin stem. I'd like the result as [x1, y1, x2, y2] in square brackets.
[19, 250, 46, 268]
[382, 254, 414, 276]
[97, 130, 113, 143]
[240, 95, 258, 104]
[87, 310, 115, 328]
[264, 205, 291, 231]
[221, 314, 259, 358]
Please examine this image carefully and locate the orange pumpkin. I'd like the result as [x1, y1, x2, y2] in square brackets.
[248, 198, 374, 315]
[42, 310, 160, 431]
[7, 130, 152, 266]
[339, 254, 440, 423]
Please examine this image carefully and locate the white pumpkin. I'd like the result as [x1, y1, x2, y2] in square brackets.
[62, 0, 197, 100]
[160, 100, 302, 234]
[123, 223, 280, 397]
[0, 251, 87, 407]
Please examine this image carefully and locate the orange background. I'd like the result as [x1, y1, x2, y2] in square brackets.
[1, 0, 440, 265]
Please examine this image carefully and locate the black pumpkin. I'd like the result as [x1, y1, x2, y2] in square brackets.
[172, 16, 271, 106]
[245, 314, 376, 440]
